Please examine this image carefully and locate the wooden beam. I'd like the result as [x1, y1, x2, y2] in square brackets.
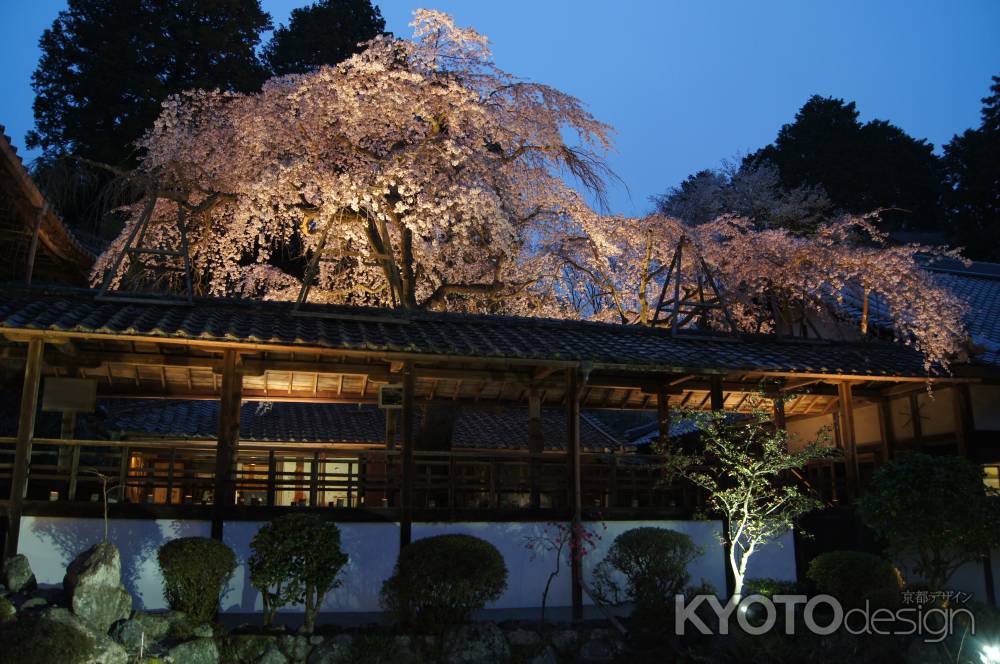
[5, 338, 44, 559]
[657, 390, 670, 447]
[838, 382, 860, 498]
[399, 361, 415, 550]
[211, 349, 242, 539]
[528, 387, 543, 509]
[709, 375, 725, 411]
[952, 384, 974, 458]
[877, 399, 895, 462]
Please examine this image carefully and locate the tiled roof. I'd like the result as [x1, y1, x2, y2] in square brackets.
[929, 263, 1000, 368]
[101, 400, 627, 452]
[0, 287, 933, 378]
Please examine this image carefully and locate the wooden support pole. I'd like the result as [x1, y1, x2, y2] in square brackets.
[211, 349, 242, 540]
[528, 387, 543, 509]
[952, 385, 974, 458]
[5, 338, 44, 559]
[772, 395, 787, 431]
[657, 390, 670, 448]
[709, 375, 725, 411]
[399, 361, 415, 551]
[566, 368, 584, 621]
[63, 412, 81, 501]
[877, 399, 895, 463]
[838, 382, 860, 499]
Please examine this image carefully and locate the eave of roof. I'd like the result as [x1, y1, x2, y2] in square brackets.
[0, 285, 941, 381]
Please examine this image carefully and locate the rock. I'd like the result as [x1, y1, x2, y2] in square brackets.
[20, 596, 47, 610]
[43, 608, 128, 664]
[279, 633, 311, 663]
[230, 634, 279, 663]
[2, 554, 37, 593]
[192, 623, 215, 638]
[110, 612, 173, 652]
[442, 623, 511, 664]
[506, 628, 541, 647]
[63, 542, 133, 632]
[526, 645, 558, 664]
[258, 646, 290, 664]
[577, 633, 622, 663]
[305, 633, 354, 664]
[0, 595, 15, 623]
[167, 637, 220, 664]
[547, 629, 579, 655]
[309, 635, 325, 646]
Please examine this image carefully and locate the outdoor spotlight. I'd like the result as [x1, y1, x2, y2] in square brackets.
[981, 644, 1000, 664]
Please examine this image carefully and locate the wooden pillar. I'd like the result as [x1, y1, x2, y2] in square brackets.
[211, 350, 242, 540]
[528, 387, 544, 508]
[566, 368, 584, 621]
[772, 394, 787, 430]
[877, 399, 895, 463]
[5, 338, 44, 559]
[952, 384, 974, 458]
[709, 375, 725, 411]
[399, 362, 415, 551]
[656, 390, 670, 448]
[838, 382, 860, 498]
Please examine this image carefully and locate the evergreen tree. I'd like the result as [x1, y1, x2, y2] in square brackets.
[263, 0, 386, 76]
[942, 76, 1000, 261]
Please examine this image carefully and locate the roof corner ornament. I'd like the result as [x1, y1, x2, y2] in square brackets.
[96, 194, 194, 306]
[650, 235, 739, 336]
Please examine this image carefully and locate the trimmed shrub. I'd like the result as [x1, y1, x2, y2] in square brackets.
[0, 613, 95, 664]
[743, 577, 801, 598]
[157, 537, 237, 622]
[806, 550, 902, 608]
[380, 534, 507, 631]
[249, 513, 349, 633]
[592, 527, 700, 626]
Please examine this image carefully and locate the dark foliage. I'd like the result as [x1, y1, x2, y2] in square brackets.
[28, 0, 272, 167]
[263, 0, 386, 76]
[0, 614, 95, 664]
[806, 550, 902, 608]
[942, 76, 1000, 260]
[157, 536, 237, 622]
[380, 534, 507, 631]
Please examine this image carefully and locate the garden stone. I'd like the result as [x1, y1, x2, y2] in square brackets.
[20, 596, 47, 610]
[577, 633, 621, 663]
[43, 608, 128, 664]
[258, 646, 290, 664]
[309, 635, 324, 646]
[526, 645, 558, 664]
[2, 554, 36, 593]
[63, 542, 133, 632]
[230, 633, 278, 662]
[547, 629, 579, 655]
[442, 622, 511, 664]
[167, 637, 220, 664]
[305, 633, 353, 664]
[0, 595, 15, 623]
[506, 628, 541, 647]
[279, 633, 311, 662]
[193, 622, 215, 638]
[110, 612, 173, 652]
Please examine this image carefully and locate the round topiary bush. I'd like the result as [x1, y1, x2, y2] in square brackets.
[157, 536, 237, 622]
[806, 550, 903, 608]
[380, 534, 507, 631]
[592, 527, 701, 629]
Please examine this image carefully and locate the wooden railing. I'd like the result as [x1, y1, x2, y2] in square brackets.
[0, 437, 690, 515]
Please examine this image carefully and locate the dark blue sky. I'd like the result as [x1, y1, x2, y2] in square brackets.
[2, 1, 998, 215]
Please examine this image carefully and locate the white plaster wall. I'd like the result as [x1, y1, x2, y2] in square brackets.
[890, 397, 914, 440]
[854, 404, 882, 445]
[787, 414, 834, 452]
[917, 388, 956, 437]
[19, 517, 800, 613]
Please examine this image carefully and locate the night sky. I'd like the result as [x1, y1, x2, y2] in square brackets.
[1, 0, 998, 215]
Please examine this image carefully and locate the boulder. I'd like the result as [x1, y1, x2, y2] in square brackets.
[20, 596, 47, 610]
[279, 633, 311, 662]
[526, 646, 558, 664]
[166, 637, 220, 664]
[442, 623, 511, 664]
[229, 633, 278, 663]
[506, 628, 541, 647]
[63, 542, 132, 632]
[547, 629, 579, 655]
[258, 647, 290, 664]
[43, 607, 129, 664]
[305, 634, 354, 664]
[0, 595, 15, 623]
[2, 554, 37, 593]
[577, 630, 623, 664]
[110, 612, 173, 652]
